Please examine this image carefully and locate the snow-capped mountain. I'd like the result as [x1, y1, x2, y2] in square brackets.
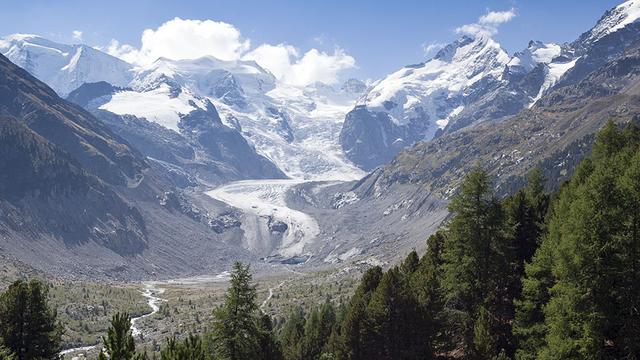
[0, 34, 366, 182]
[340, 0, 640, 171]
[340, 35, 514, 170]
[101, 55, 366, 181]
[0, 34, 133, 96]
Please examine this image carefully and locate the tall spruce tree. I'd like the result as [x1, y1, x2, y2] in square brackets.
[160, 334, 207, 360]
[513, 121, 640, 359]
[280, 307, 306, 360]
[411, 231, 446, 353]
[338, 266, 382, 360]
[211, 262, 260, 360]
[362, 267, 431, 360]
[100, 312, 146, 360]
[0, 279, 62, 360]
[256, 314, 283, 360]
[440, 166, 511, 357]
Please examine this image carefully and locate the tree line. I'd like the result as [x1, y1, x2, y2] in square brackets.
[1, 121, 639, 359]
[274, 121, 640, 360]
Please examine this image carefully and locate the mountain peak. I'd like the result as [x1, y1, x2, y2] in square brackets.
[584, 0, 640, 43]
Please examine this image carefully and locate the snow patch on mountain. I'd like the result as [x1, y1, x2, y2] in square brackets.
[529, 57, 579, 107]
[507, 41, 561, 74]
[361, 35, 509, 132]
[99, 84, 208, 131]
[0, 34, 133, 96]
[587, 0, 640, 43]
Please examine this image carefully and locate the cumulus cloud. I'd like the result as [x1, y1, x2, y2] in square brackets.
[72, 30, 83, 41]
[479, 9, 516, 25]
[243, 44, 355, 86]
[242, 43, 299, 80]
[102, 17, 356, 87]
[456, 8, 516, 37]
[104, 17, 250, 64]
[283, 48, 355, 87]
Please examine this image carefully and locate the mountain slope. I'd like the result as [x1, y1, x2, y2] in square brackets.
[0, 53, 260, 280]
[340, 0, 640, 171]
[0, 116, 148, 255]
[0, 53, 147, 186]
[368, 39, 640, 202]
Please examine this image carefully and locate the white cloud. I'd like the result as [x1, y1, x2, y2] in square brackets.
[479, 9, 516, 25]
[422, 42, 445, 57]
[242, 43, 299, 79]
[104, 17, 250, 65]
[283, 48, 355, 87]
[456, 8, 516, 37]
[99, 39, 141, 63]
[102, 18, 356, 87]
[72, 30, 83, 41]
[243, 44, 355, 86]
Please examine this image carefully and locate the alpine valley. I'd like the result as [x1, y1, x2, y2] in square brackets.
[2, 1, 640, 358]
[2, 1, 640, 278]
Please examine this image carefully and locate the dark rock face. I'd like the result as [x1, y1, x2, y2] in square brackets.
[268, 219, 288, 233]
[340, 106, 421, 171]
[341, 78, 367, 94]
[66, 81, 126, 108]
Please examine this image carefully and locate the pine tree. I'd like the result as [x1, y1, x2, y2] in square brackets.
[302, 308, 323, 359]
[256, 314, 283, 360]
[362, 267, 431, 360]
[411, 231, 446, 352]
[0, 346, 14, 360]
[0, 279, 62, 360]
[280, 307, 305, 360]
[160, 334, 207, 360]
[440, 167, 510, 356]
[400, 250, 420, 275]
[473, 306, 497, 360]
[529, 121, 640, 359]
[101, 312, 139, 360]
[211, 262, 260, 360]
[618, 149, 640, 357]
[338, 267, 382, 360]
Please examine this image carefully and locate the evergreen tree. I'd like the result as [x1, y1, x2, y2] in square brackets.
[338, 267, 382, 360]
[400, 250, 420, 275]
[618, 149, 640, 357]
[518, 121, 640, 359]
[362, 267, 431, 360]
[160, 334, 207, 360]
[440, 167, 511, 356]
[211, 262, 260, 360]
[411, 231, 446, 352]
[301, 301, 335, 360]
[280, 308, 305, 360]
[473, 306, 497, 360]
[302, 308, 323, 359]
[0, 346, 14, 360]
[0, 279, 62, 360]
[101, 312, 140, 360]
[256, 314, 283, 360]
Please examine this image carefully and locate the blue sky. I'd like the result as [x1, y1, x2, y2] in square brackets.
[0, 0, 623, 81]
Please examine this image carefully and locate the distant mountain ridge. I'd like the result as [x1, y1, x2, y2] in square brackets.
[340, 0, 640, 170]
